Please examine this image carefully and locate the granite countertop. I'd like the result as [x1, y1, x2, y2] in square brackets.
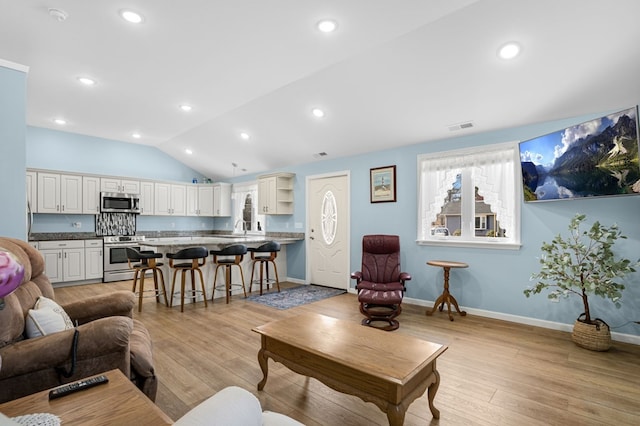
[140, 235, 301, 250]
[30, 231, 304, 244]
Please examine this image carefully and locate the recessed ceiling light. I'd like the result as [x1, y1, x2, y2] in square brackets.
[132, 132, 141, 139]
[240, 132, 250, 140]
[317, 19, 338, 33]
[120, 9, 144, 24]
[48, 8, 68, 22]
[312, 108, 325, 118]
[185, 148, 193, 155]
[498, 42, 521, 59]
[53, 118, 66, 125]
[77, 77, 96, 86]
[179, 104, 193, 112]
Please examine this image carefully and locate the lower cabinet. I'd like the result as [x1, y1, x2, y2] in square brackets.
[38, 240, 86, 284]
[84, 239, 103, 280]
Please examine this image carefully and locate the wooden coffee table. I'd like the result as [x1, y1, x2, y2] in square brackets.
[253, 313, 447, 425]
[0, 369, 172, 425]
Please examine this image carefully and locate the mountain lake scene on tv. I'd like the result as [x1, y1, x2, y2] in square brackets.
[519, 107, 640, 201]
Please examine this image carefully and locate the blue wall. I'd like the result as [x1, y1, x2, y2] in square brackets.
[26, 127, 212, 234]
[230, 109, 640, 338]
[0, 63, 27, 239]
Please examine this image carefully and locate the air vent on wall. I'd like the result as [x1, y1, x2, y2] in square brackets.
[448, 121, 474, 132]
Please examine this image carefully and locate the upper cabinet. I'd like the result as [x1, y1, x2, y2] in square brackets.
[213, 183, 231, 217]
[100, 178, 140, 194]
[139, 181, 154, 215]
[258, 173, 294, 215]
[28, 169, 231, 218]
[82, 176, 101, 214]
[154, 183, 186, 216]
[37, 172, 82, 214]
[26, 170, 37, 212]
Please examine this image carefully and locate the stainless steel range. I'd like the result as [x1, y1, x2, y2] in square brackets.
[103, 235, 146, 282]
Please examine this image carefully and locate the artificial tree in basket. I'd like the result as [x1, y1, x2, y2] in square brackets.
[524, 213, 638, 351]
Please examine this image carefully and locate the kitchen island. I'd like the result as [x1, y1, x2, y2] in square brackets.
[140, 235, 301, 306]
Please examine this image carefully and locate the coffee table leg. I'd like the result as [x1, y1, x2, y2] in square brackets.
[386, 403, 406, 426]
[257, 348, 269, 390]
[427, 369, 441, 419]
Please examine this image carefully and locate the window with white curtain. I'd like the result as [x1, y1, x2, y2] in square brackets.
[417, 142, 521, 249]
[232, 182, 265, 235]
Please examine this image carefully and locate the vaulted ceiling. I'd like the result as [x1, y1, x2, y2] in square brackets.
[2, 0, 639, 180]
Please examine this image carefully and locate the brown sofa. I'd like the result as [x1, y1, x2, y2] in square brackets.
[0, 237, 157, 403]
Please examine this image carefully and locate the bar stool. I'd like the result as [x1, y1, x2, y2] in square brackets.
[126, 247, 168, 312]
[210, 244, 248, 304]
[248, 241, 281, 295]
[166, 246, 209, 312]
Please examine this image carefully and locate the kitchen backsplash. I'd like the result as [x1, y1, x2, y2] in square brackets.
[96, 213, 136, 236]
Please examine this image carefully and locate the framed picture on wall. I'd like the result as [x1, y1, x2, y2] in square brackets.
[370, 165, 397, 203]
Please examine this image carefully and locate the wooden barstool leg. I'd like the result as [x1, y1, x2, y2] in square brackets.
[270, 260, 281, 292]
[180, 269, 187, 313]
[249, 260, 256, 294]
[238, 264, 247, 298]
[258, 260, 265, 295]
[212, 264, 221, 303]
[132, 269, 139, 293]
[197, 268, 208, 307]
[190, 268, 196, 305]
[138, 269, 146, 313]
[224, 265, 231, 303]
[169, 270, 179, 308]
[156, 268, 168, 306]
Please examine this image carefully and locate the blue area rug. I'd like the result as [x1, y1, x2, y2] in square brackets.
[247, 285, 346, 310]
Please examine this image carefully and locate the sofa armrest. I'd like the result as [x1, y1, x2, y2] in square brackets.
[0, 316, 133, 379]
[62, 291, 135, 324]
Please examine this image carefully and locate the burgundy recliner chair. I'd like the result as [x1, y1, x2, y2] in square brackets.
[351, 235, 411, 331]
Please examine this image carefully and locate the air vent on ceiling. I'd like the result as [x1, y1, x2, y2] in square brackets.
[448, 121, 474, 132]
[313, 152, 328, 159]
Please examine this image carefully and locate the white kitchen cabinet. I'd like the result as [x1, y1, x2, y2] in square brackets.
[213, 183, 231, 217]
[82, 176, 101, 214]
[187, 184, 215, 216]
[258, 173, 294, 215]
[154, 183, 186, 216]
[39, 240, 85, 284]
[37, 172, 83, 214]
[84, 239, 103, 280]
[139, 181, 154, 215]
[26, 170, 37, 213]
[186, 185, 198, 216]
[199, 185, 215, 216]
[100, 178, 140, 194]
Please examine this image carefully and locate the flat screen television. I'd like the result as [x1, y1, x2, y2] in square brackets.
[519, 106, 639, 202]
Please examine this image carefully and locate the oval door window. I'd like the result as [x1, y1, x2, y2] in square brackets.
[321, 190, 337, 245]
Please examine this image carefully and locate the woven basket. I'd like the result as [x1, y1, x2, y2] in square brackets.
[571, 316, 611, 351]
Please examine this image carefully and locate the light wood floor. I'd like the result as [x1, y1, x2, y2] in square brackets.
[54, 281, 640, 426]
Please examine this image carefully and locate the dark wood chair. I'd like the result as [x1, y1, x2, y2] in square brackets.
[166, 246, 209, 312]
[210, 244, 248, 304]
[351, 235, 411, 331]
[248, 241, 281, 295]
[126, 247, 168, 312]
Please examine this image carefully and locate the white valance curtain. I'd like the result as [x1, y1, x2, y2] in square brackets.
[418, 143, 518, 239]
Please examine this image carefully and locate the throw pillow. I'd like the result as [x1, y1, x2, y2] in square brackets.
[25, 296, 74, 338]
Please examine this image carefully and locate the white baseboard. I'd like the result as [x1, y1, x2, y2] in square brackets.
[345, 290, 640, 345]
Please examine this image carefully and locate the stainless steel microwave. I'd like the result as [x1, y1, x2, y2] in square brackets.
[100, 192, 141, 214]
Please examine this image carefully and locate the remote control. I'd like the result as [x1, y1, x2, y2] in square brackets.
[48, 375, 109, 400]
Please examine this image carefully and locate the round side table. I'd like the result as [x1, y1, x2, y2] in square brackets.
[426, 260, 468, 321]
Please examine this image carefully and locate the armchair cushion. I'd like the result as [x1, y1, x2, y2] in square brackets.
[25, 296, 74, 338]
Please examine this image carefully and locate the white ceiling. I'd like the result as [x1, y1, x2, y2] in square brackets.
[2, 0, 640, 180]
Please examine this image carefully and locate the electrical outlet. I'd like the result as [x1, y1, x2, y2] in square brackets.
[171, 222, 175, 228]
[72, 222, 82, 228]
[295, 222, 303, 229]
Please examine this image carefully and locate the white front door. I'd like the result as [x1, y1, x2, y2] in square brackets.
[306, 172, 350, 289]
